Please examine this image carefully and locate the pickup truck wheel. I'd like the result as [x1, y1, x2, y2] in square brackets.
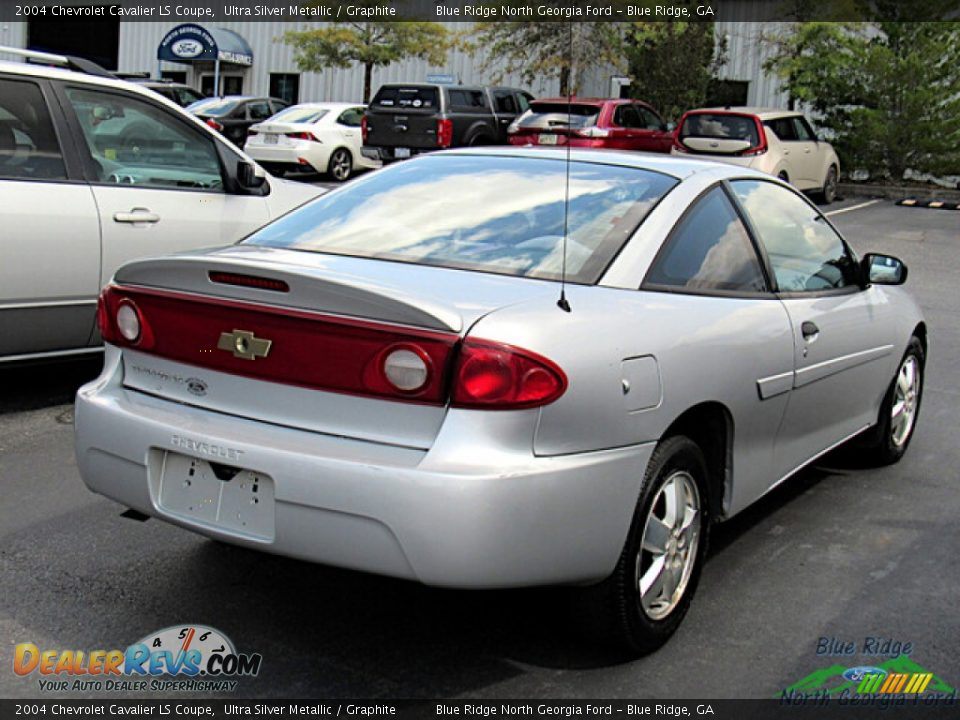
[328, 148, 353, 182]
[468, 135, 494, 147]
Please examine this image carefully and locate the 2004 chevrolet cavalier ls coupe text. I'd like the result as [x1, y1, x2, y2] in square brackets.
[75, 149, 925, 655]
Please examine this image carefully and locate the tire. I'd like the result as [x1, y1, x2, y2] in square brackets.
[468, 135, 494, 147]
[327, 148, 353, 182]
[857, 337, 924, 465]
[578, 435, 711, 656]
[814, 165, 839, 205]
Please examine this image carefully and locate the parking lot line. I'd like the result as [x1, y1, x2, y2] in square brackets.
[825, 199, 882, 217]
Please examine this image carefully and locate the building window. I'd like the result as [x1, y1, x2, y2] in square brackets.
[270, 74, 300, 105]
[201, 75, 243, 97]
[706, 80, 749, 107]
[161, 71, 187, 84]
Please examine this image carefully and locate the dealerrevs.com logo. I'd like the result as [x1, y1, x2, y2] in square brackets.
[14, 625, 262, 693]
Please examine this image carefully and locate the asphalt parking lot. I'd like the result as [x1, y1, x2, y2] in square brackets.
[1, 196, 957, 700]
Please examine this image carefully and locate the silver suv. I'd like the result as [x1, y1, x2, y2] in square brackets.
[0, 47, 322, 363]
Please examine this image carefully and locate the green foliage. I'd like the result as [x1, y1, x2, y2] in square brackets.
[624, 21, 726, 122]
[765, 22, 960, 179]
[468, 21, 627, 96]
[282, 20, 449, 102]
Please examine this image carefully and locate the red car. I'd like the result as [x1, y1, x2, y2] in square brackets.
[507, 98, 674, 153]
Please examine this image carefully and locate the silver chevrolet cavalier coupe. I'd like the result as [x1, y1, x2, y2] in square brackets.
[75, 149, 925, 654]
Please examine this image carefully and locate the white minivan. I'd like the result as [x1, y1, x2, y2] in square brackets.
[0, 47, 323, 362]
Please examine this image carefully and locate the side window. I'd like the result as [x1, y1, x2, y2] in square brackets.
[0, 78, 67, 180]
[792, 117, 814, 141]
[638, 106, 663, 130]
[248, 101, 272, 120]
[337, 108, 364, 127]
[448, 89, 486, 109]
[731, 180, 858, 292]
[644, 187, 767, 293]
[64, 86, 223, 191]
[493, 91, 517, 114]
[613, 104, 642, 128]
[765, 117, 797, 141]
[517, 93, 532, 113]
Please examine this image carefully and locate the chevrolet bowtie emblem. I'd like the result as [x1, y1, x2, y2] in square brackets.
[217, 330, 272, 361]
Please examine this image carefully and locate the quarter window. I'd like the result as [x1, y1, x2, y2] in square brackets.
[731, 180, 858, 292]
[645, 187, 767, 293]
[64, 87, 223, 191]
[0, 78, 66, 181]
[336, 108, 364, 127]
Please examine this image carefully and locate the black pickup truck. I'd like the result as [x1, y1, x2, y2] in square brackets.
[361, 83, 533, 163]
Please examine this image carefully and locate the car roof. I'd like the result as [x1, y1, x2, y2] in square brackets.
[687, 106, 800, 120]
[437, 146, 773, 181]
[287, 102, 365, 110]
[532, 97, 630, 106]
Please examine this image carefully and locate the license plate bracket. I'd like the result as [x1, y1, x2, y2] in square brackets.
[158, 452, 275, 541]
[394, 147, 411, 159]
[538, 134, 558, 145]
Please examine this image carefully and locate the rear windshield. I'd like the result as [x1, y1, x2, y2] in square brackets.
[245, 155, 677, 284]
[680, 113, 759, 147]
[372, 87, 439, 110]
[187, 98, 241, 117]
[269, 106, 329, 124]
[517, 103, 601, 130]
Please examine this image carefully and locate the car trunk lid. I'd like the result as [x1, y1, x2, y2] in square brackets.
[108, 246, 555, 448]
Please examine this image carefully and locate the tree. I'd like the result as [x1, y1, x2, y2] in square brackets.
[764, 21, 960, 179]
[468, 21, 626, 96]
[623, 21, 726, 123]
[282, 20, 450, 103]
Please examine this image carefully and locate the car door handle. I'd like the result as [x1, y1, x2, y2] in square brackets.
[114, 208, 160, 224]
[801, 321, 820, 341]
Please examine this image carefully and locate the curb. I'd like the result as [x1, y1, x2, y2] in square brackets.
[838, 182, 960, 203]
[897, 199, 960, 211]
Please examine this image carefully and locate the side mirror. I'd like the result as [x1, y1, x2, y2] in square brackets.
[863, 253, 908, 285]
[237, 161, 266, 190]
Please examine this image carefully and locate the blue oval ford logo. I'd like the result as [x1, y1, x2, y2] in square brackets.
[186, 378, 208, 397]
[172, 40, 203, 59]
[843, 666, 887, 682]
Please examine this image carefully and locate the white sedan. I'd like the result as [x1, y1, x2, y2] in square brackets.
[244, 103, 380, 182]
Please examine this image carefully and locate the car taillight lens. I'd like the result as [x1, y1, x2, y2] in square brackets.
[451, 340, 567, 410]
[97, 286, 154, 349]
[437, 118, 453, 148]
[205, 118, 223, 132]
[361, 115, 369, 143]
[574, 126, 610, 138]
[287, 131, 320, 142]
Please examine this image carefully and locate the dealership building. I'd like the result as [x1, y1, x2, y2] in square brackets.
[1, 6, 787, 111]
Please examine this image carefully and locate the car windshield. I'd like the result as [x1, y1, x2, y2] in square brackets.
[269, 106, 329, 124]
[680, 113, 760, 146]
[187, 98, 242, 116]
[245, 155, 677, 283]
[517, 103, 601, 129]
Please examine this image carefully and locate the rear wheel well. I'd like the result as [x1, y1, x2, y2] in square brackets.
[661, 402, 732, 521]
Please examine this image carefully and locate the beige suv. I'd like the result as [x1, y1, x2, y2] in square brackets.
[672, 107, 840, 204]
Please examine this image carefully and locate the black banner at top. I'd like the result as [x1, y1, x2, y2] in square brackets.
[0, 0, 958, 23]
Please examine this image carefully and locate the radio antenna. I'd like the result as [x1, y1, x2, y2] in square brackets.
[557, 20, 573, 313]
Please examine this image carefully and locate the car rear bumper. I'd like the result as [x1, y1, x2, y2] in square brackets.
[75, 348, 652, 588]
[362, 146, 436, 162]
[246, 143, 330, 170]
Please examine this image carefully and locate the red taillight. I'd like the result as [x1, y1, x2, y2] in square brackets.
[286, 131, 320, 142]
[97, 286, 154, 349]
[451, 340, 567, 410]
[437, 118, 453, 148]
[361, 115, 369, 143]
[741, 123, 768, 156]
[205, 118, 223, 132]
